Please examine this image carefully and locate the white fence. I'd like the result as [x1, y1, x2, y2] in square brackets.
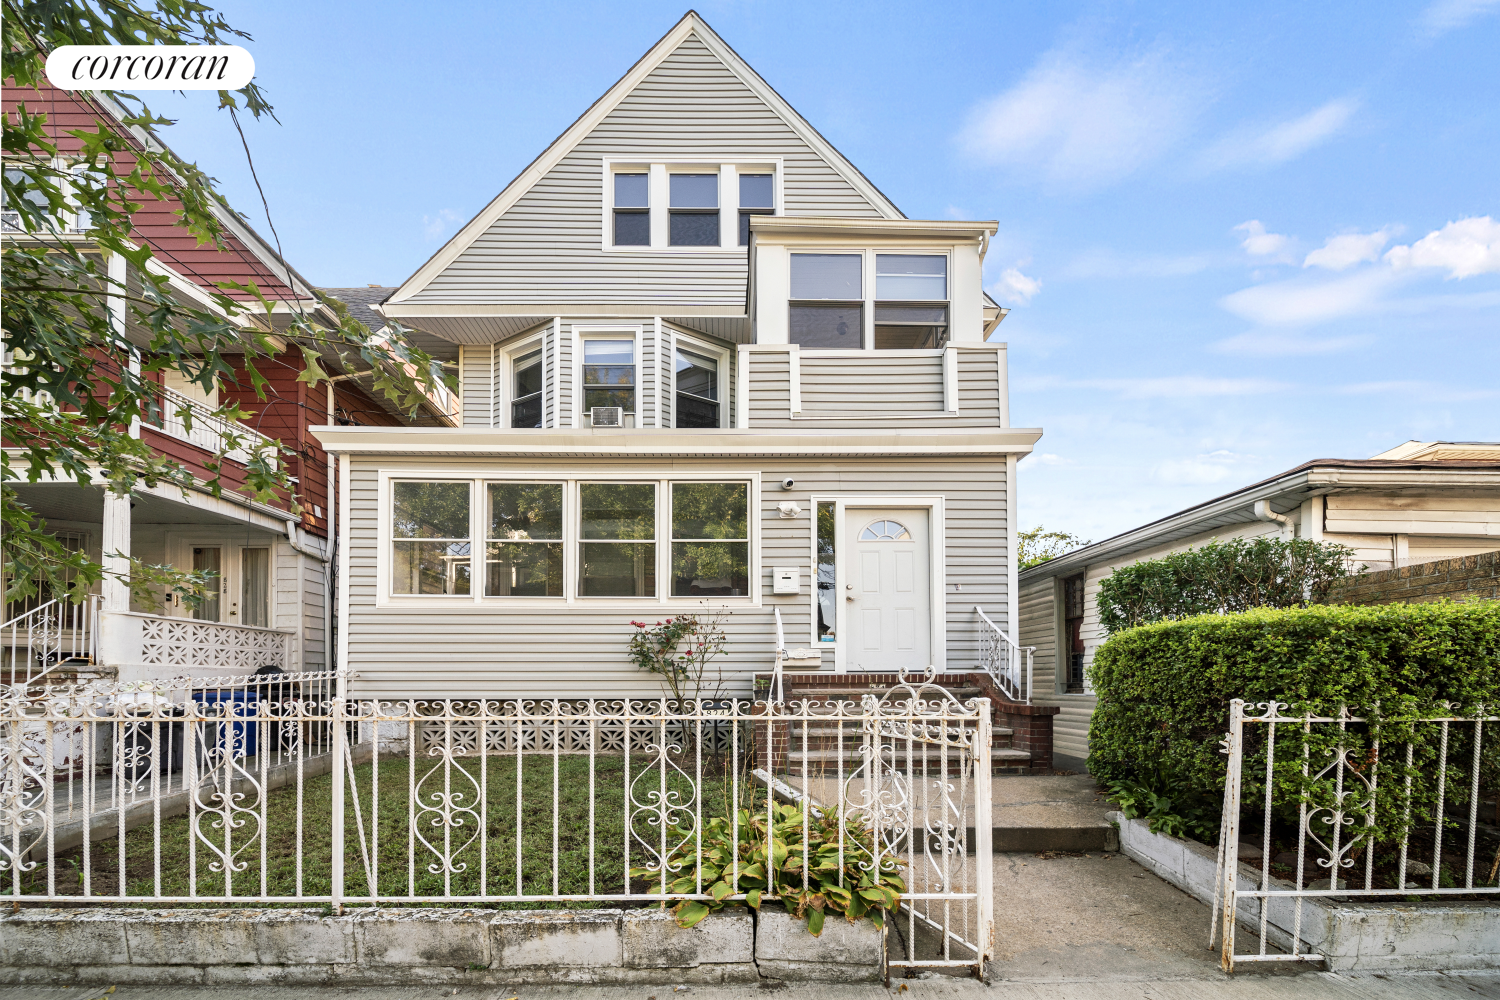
[150, 383, 279, 466]
[2, 670, 994, 978]
[1212, 698, 1500, 972]
[976, 606, 1033, 704]
[2, 596, 99, 688]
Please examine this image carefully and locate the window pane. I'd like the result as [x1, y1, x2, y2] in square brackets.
[580, 483, 655, 540]
[487, 483, 562, 540]
[393, 540, 472, 595]
[580, 542, 656, 597]
[791, 253, 861, 299]
[790, 304, 862, 349]
[192, 546, 221, 622]
[512, 394, 543, 428]
[584, 388, 635, 412]
[675, 349, 717, 401]
[514, 350, 543, 398]
[614, 172, 648, 208]
[584, 340, 633, 365]
[672, 542, 749, 597]
[738, 210, 772, 247]
[669, 173, 718, 208]
[393, 482, 470, 539]
[670, 211, 720, 246]
[817, 502, 836, 640]
[672, 482, 747, 540]
[874, 325, 944, 349]
[876, 255, 946, 299]
[613, 210, 649, 246]
[674, 393, 718, 428]
[240, 548, 269, 628]
[739, 173, 773, 208]
[486, 542, 562, 597]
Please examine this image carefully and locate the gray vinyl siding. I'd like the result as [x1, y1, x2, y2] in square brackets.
[409, 32, 885, 307]
[459, 346, 494, 428]
[343, 454, 1008, 699]
[641, 323, 659, 428]
[745, 348, 1004, 429]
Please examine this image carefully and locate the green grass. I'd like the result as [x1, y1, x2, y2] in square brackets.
[25, 753, 746, 905]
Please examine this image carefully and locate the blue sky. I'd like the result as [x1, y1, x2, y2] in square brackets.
[159, 1, 1500, 541]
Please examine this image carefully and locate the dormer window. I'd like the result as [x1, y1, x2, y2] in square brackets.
[874, 254, 948, 349]
[669, 174, 719, 246]
[612, 173, 649, 246]
[789, 253, 863, 350]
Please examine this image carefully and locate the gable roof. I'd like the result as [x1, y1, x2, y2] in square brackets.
[386, 10, 903, 306]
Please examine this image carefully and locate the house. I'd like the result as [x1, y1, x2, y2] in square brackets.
[1018, 440, 1500, 771]
[311, 12, 1042, 702]
[2, 83, 457, 686]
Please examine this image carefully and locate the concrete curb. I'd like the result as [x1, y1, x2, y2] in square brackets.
[1109, 811, 1500, 972]
[0, 905, 881, 986]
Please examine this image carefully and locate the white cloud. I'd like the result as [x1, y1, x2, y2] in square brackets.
[1154, 450, 1250, 485]
[1337, 380, 1499, 402]
[1025, 452, 1073, 467]
[1016, 375, 1289, 399]
[1201, 98, 1359, 169]
[422, 209, 462, 240]
[1385, 216, 1500, 278]
[1234, 220, 1292, 257]
[1304, 227, 1397, 271]
[1219, 268, 1397, 326]
[1060, 249, 1216, 279]
[1212, 331, 1370, 356]
[958, 47, 1203, 188]
[1418, 0, 1500, 37]
[990, 266, 1042, 304]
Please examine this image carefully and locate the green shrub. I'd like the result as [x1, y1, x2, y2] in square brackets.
[1095, 537, 1361, 634]
[1088, 601, 1500, 844]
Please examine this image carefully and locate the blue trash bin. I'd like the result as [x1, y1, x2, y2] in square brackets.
[195, 687, 259, 761]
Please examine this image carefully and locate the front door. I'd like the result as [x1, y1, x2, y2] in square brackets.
[845, 508, 930, 672]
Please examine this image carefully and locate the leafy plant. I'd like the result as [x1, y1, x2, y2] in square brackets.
[628, 607, 730, 703]
[1017, 525, 1090, 571]
[1095, 537, 1362, 634]
[1106, 774, 1219, 843]
[630, 803, 905, 936]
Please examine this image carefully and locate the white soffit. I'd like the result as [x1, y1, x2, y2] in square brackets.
[386, 11, 905, 307]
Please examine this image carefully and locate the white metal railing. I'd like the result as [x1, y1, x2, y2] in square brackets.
[2, 596, 99, 688]
[1212, 699, 1500, 973]
[2, 670, 994, 978]
[151, 383, 279, 466]
[976, 606, 1033, 704]
[137, 614, 293, 671]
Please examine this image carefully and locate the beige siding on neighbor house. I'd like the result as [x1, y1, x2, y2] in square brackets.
[408, 32, 885, 309]
[1323, 495, 1500, 536]
[343, 454, 1010, 699]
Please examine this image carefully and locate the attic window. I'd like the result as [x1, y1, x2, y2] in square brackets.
[669, 174, 719, 246]
[613, 173, 649, 246]
[738, 173, 773, 246]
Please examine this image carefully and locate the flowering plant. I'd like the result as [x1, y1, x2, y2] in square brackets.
[627, 606, 729, 702]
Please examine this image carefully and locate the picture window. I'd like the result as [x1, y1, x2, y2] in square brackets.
[671, 483, 748, 597]
[391, 482, 472, 596]
[579, 483, 656, 597]
[486, 483, 563, 597]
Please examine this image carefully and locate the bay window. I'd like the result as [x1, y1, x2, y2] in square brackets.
[673, 347, 719, 428]
[582, 339, 635, 420]
[511, 348, 543, 428]
[486, 483, 562, 596]
[579, 483, 656, 597]
[392, 481, 472, 595]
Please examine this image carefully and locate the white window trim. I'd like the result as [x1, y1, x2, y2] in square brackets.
[573, 325, 644, 427]
[601, 156, 782, 253]
[375, 469, 762, 609]
[668, 328, 731, 429]
[788, 248, 953, 352]
[497, 334, 546, 429]
[806, 495, 947, 673]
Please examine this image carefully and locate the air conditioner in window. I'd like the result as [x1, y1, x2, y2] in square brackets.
[589, 406, 623, 427]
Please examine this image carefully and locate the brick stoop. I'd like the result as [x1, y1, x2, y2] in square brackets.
[752, 671, 1057, 775]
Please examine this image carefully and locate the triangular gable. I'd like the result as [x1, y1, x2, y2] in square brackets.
[388, 10, 903, 305]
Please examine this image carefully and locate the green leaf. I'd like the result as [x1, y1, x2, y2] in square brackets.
[746, 888, 762, 910]
[806, 907, 825, 936]
[674, 902, 711, 929]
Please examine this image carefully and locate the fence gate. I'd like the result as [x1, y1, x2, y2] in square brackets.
[1212, 698, 1499, 973]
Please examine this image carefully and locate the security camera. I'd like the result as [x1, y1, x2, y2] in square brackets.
[780, 478, 796, 491]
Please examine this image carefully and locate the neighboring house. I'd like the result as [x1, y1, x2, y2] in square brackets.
[1018, 440, 1500, 771]
[312, 12, 1040, 701]
[2, 84, 456, 686]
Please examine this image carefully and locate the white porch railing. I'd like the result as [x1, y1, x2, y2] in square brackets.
[2, 671, 995, 979]
[2, 597, 99, 688]
[151, 383, 279, 466]
[976, 606, 1033, 704]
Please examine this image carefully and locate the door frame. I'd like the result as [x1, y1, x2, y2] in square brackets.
[808, 495, 946, 674]
[164, 532, 277, 625]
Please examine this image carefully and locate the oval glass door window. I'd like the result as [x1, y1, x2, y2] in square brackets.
[859, 519, 911, 541]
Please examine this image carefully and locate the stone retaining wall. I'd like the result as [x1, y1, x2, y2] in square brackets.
[1328, 551, 1500, 606]
[0, 906, 882, 986]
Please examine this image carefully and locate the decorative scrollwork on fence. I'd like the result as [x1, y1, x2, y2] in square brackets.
[191, 708, 264, 878]
[628, 726, 698, 881]
[0, 723, 50, 873]
[1302, 744, 1376, 875]
[412, 742, 483, 875]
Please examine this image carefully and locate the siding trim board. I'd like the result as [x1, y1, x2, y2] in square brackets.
[386, 12, 901, 308]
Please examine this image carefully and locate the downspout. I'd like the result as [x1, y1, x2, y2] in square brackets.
[1252, 500, 1292, 535]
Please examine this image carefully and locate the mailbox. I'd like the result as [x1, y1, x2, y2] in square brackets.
[772, 567, 800, 595]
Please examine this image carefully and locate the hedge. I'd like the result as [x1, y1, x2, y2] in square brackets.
[1088, 601, 1500, 843]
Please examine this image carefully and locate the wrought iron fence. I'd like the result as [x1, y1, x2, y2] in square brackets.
[2, 596, 99, 688]
[976, 606, 1033, 704]
[2, 669, 994, 978]
[1211, 698, 1500, 973]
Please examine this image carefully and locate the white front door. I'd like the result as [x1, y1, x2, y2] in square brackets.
[845, 508, 930, 672]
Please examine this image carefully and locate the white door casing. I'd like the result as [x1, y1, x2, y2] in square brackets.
[845, 508, 931, 672]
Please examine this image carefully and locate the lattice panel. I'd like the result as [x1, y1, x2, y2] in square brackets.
[140, 617, 288, 669]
